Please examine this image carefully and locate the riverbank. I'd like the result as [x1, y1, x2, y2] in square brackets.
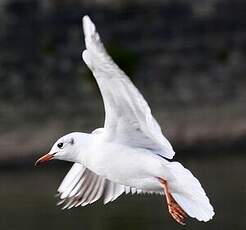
[1, 98, 245, 166]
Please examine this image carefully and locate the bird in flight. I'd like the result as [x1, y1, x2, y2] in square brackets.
[35, 15, 214, 225]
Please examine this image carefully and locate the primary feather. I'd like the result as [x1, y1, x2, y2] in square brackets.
[57, 163, 163, 209]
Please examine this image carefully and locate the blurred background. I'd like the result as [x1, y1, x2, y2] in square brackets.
[0, 0, 246, 229]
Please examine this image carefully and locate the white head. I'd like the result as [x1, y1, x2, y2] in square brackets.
[35, 132, 90, 166]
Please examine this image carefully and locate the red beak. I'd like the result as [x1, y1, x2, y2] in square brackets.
[35, 153, 54, 166]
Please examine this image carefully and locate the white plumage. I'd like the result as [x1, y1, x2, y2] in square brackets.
[82, 15, 175, 160]
[36, 15, 214, 225]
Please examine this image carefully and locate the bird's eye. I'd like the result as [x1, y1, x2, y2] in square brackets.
[57, 142, 63, 148]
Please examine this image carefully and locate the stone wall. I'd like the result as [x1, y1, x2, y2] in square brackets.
[0, 0, 246, 161]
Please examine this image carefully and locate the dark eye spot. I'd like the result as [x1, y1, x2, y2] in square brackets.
[70, 138, 74, 145]
[57, 142, 63, 148]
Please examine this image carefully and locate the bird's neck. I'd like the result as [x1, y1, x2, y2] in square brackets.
[72, 132, 97, 165]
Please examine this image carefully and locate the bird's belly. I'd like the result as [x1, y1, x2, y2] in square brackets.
[87, 143, 168, 191]
[120, 177, 163, 192]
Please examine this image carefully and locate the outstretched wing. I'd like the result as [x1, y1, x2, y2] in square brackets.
[57, 163, 162, 209]
[82, 16, 175, 159]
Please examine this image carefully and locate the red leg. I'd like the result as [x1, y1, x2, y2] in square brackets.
[159, 178, 187, 225]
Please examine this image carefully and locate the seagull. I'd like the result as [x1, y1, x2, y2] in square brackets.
[35, 15, 214, 225]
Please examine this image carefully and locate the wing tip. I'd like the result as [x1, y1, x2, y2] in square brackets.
[199, 211, 215, 222]
[82, 15, 91, 26]
[159, 149, 175, 160]
[169, 150, 175, 159]
[82, 15, 96, 37]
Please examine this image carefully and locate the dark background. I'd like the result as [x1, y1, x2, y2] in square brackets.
[0, 0, 245, 229]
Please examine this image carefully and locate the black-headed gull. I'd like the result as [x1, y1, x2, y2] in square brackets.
[35, 15, 214, 225]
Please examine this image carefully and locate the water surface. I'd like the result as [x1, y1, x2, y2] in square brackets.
[0, 155, 245, 230]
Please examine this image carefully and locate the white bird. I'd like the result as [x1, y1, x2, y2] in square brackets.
[35, 15, 214, 225]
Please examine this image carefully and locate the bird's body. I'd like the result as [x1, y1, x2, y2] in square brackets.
[36, 15, 215, 225]
[74, 132, 166, 191]
[55, 131, 165, 193]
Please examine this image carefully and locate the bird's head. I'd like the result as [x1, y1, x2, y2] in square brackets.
[35, 132, 82, 166]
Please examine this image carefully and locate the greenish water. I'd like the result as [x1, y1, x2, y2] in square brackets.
[0, 156, 245, 230]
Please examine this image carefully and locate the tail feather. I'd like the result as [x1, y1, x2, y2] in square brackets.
[166, 162, 214, 222]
